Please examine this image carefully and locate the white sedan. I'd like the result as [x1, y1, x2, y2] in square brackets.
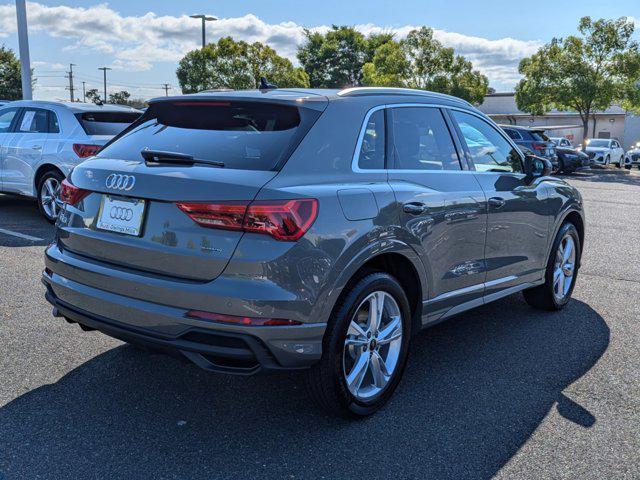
[0, 100, 141, 221]
[583, 138, 626, 167]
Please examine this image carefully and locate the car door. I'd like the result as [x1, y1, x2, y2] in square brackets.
[449, 109, 549, 297]
[3, 107, 48, 195]
[384, 105, 488, 321]
[0, 107, 22, 192]
[611, 140, 623, 163]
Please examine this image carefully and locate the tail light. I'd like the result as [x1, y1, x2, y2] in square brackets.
[59, 178, 90, 206]
[73, 143, 102, 158]
[176, 198, 318, 241]
[186, 310, 302, 326]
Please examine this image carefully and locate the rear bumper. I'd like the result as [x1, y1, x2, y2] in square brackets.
[42, 247, 326, 374]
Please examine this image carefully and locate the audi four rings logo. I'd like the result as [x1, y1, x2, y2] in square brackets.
[110, 206, 134, 221]
[105, 173, 136, 191]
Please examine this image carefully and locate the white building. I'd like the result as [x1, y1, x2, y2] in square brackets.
[478, 92, 639, 150]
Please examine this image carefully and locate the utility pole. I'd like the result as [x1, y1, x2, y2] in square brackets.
[162, 83, 171, 96]
[82, 81, 86, 102]
[98, 67, 111, 103]
[190, 14, 217, 48]
[15, 0, 33, 100]
[67, 63, 76, 102]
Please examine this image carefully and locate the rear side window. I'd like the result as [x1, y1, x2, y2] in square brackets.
[18, 108, 48, 133]
[98, 101, 319, 171]
[76, 111, 141, 136]
[0, 107, 19, 133]
[390, 107, 460, 171]
[358, 109, 385, 169]
[531, 131, 550, 142]
[452, 110, 523, 173]
[48, 111, 60, 133]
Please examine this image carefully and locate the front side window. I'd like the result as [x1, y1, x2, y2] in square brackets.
[18, 108, 48, 133]
[390, 107, 460, 171]
[0, 107, 19, 133]
[452, 111, 523, 173]
[357, 109, 385, 169]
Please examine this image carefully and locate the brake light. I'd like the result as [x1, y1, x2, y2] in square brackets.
[186, 310, 302, 326]
[59, 178, 90, 206]
[73, 143, 102, 158]
[176, 198, 318, 241]
[531, 142, 546, 151]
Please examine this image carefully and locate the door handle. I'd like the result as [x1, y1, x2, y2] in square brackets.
[31, 145, 42, 150]
[488, 197, 506, 209]
[402, 202, 427, 215]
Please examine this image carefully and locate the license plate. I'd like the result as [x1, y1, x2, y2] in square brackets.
[96, 195, 146, 236]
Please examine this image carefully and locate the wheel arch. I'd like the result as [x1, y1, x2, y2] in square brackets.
[551, 208, 585, 268]
[34, 163, 66, 194]
[321, 242, 426, 336]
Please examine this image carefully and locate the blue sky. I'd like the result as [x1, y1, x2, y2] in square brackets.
[0, 1, 638, 100]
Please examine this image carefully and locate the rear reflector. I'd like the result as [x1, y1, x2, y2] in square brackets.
[59, 178, 90, 206]
[176, 198, 318, 241]
[73, 143, 102, 158]
[186, 310, 302, 326]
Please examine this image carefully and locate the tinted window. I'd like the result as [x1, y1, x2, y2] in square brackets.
[18, 108, 48, 133]
[452, 110, 523, 173]
[531, 131, 550, 142]
[76, 111, 141, 135]
[587, 139, 610, 147]
[48, 111, 60, 133]
[391, 107, 460, 171]
[358, 109, 385, 169]
[98, 101, 316, 171]
[0, 107, 18, 133]
[504, 128, 522, 140]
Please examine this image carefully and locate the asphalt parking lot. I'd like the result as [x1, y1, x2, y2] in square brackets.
[1, 171, 639, 479]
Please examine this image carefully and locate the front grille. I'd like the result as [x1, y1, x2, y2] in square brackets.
[632, 153, 640, 161]
[587, 151, 596, 159]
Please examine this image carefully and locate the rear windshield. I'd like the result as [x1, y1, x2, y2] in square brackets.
[76, 111, 141, 136]
[530, 131, 550, 142]
[97, 101, 316, 171]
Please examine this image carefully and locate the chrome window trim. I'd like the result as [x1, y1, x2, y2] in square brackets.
[351, 102, 525, 174]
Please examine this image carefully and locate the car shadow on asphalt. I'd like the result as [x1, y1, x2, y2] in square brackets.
[568, 169, 640, 187]
[0, 194, 53, 247]
[0, 295, 609, 479]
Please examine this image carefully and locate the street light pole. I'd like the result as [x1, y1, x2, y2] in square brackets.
[15, 0, 33, 100]
[98, 67, 111, 103]
[190, 14, 217, 48]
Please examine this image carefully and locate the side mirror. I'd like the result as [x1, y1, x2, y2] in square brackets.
[524, 154, 552, 181]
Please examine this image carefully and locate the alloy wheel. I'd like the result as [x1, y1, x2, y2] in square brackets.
[40, 177, 61, 220]
[553, 234, 576, 301]
[342, 291, 403, 401]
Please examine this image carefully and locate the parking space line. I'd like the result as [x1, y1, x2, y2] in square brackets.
[0, 228, 44, 242]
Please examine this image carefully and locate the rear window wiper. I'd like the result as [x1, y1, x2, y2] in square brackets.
[140, 149, 225, 168]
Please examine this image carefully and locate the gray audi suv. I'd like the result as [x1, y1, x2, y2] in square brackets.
[43, 87, 585, 417]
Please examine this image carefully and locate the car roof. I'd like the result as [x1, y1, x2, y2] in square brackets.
[498, 124, 544, 132]
[149, 87, 474, 110]
[5, 100, 141, 113]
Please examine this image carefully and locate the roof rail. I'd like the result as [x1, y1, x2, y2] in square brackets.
[336, 87, 472, 105]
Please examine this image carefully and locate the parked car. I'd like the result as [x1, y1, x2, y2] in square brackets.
[549, 137, 590, 173]
[42, 87, 584, 417]
[583, 138, 626, 167]
[625, 144, 640, 170]
[500, 125, 558, 171]
[0, 100, 10, 107]
[0, 100, 142, 221]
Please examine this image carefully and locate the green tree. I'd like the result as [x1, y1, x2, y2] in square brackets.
[176, 37, 309, 93]
[515, 17, 640, 144]
[362, 39, 409, 87]
[0, 46, 27, 100]
[297, 26, 368, 88]
[402, 27, 488, 104]
[108, 90, 131, 105]
[85, 88, 102, 104]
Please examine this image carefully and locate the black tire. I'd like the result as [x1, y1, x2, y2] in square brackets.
[306, 272, 412, 418]
[558, 159, 565, 174]
[523, 222, 581, 311]
[36, 169, 65, 223]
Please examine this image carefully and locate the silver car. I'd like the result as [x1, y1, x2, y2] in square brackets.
[0, 100, 141, 221]
[43, 87, 585, 417]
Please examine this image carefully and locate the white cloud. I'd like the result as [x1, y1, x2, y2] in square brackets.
[0, 2, 542, 86]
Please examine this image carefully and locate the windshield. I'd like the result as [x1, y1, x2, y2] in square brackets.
[587, 139, 610, 148]
[97, 101, 316, 171]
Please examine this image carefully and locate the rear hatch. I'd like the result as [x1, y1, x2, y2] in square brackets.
[59, 96, 325, 281]
[530, 130, 556, 159]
